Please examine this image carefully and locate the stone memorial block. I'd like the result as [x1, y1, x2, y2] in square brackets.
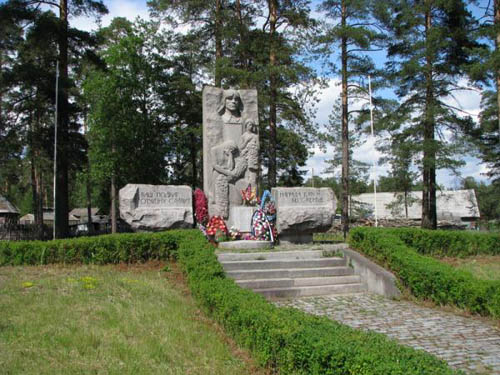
[119, 184, 193, 231]
[203, 86, 259, 219]
[228, 206, 257, 232]
[272, 187, 337, 242]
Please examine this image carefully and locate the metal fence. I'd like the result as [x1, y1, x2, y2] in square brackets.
[0, 223, 51, 241]
[0, 221, 133, 241]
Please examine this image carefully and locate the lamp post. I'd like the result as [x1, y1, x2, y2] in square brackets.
[53, 61, 59, 239]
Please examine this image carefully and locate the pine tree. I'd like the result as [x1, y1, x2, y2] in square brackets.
[466, 1, 500, 184]
[149, 0, 320, 190]
[321, 98, 371, 218]
[1, 0, 107, 237]
[317, 0, 385, 235]
[378, 0, 477, 229]
[148, 0, 229, 87]
[475, 91, 500, 183]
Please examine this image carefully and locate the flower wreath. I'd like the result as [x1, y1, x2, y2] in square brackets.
[250, 190, 277, 243]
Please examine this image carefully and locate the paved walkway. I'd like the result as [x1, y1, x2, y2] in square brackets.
[275, 294, 500, 375]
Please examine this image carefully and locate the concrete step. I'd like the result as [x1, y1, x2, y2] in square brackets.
[221, 257, 346, 271]
[253, 283, 364, 299]
[226, 266, 355, 280]
[236, 275, 362, 290]
[217, 246, 347, 262]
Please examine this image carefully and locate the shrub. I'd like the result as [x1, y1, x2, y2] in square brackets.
[0, 232, 178, 266]
[172, 231, 460, 374]
[0, 230, 461, 374]
[380, 228, 499, 257]
[349, 227, 500, 318]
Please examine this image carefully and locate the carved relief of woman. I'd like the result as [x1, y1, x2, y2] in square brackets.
[217, 89, 243, 124]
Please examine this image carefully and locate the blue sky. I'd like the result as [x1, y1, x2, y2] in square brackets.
[63, 0, 495, 187]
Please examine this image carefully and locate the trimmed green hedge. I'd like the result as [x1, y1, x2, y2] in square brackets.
[0, 230, 462, 374]
[380, 227, 500, 257]
[349, 227, 500, 319]
[0, 233, 178, 266]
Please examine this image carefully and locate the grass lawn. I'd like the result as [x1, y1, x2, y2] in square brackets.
[441, 256, 500, 281]
[0, 262, 266, 375]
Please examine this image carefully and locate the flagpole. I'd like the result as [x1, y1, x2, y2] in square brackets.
[368, 76, 378, 227]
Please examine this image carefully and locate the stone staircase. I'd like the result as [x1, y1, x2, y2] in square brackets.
[217, 247, 365, 299]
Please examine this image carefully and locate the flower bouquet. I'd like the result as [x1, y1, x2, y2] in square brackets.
[241, 184, 259, 206]
[206, 216, 228, 243]
[229, 226, 241, 241]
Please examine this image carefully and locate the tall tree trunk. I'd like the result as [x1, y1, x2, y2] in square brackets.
[31, 155, 38, 225]
[55, 0, 69, 238]
[268, 0, 278, 188]
[83, 119, 93, 235]
[35, 110, 44, 238]
[235, 0, 248, 86]
[422, 3, 437, 229]
[111, 174, 117, 233]
[215, 0, 223, 87]
[30, 160, 44, 239]
[404, 190, 409, 219]
[0, 54, 3, 127]
[30, 109, 43, 239]
[190, 131, 198, 188]
[86, 166, 93, 235]
[341, 0, 350, 238]
[495, 0, 500, 135]
[111, 134, 117, 233]
[36, 168, 44, 238]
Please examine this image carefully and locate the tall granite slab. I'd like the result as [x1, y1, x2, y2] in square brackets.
[272, 187, 337, 243]
[119, 184, 193, 231]
[203, 86, 259, 219]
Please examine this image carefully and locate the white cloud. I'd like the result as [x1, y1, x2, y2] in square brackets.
[305, 77, 491, 187]
[305, 78, 383, 180]
[314, 78, 342, 130]
[442, 78, 482, 122]
[70, 0, 150, 32]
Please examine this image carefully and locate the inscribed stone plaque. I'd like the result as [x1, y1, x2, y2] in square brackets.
[203, 86, 259, 219]
[271, 187, 337, 234]
[119, 184, 193, 231]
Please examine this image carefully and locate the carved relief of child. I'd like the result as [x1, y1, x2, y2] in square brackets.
[239, 119, 259, 187]
[212, 141, 237, 218]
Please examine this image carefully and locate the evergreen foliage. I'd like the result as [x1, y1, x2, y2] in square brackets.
[0, 0, 498, 234]
[316, 0, 385, 235]
[376, 0, 478, 229]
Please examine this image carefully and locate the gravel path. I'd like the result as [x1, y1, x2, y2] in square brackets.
[275, 294, 500, 375]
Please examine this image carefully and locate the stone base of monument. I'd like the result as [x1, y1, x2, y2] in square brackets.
[218, 240, 272, 250]
[119, 184, 194, 231]
[279, 232, 313, 244]
[228, 206, 257, 232]
[271, 187, 337, 245]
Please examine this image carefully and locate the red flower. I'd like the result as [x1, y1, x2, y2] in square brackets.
[194, 188, 209, 225]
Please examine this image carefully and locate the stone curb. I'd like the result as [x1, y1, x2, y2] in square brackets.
[339, 246, 401, 299]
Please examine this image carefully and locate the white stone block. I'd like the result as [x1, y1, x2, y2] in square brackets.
[119, 184, 193, 231]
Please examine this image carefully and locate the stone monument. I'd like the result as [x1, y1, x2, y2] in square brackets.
[119, 184, 193, 231]
[272, 187, 337, 243]
[203, 87, 259, 230]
